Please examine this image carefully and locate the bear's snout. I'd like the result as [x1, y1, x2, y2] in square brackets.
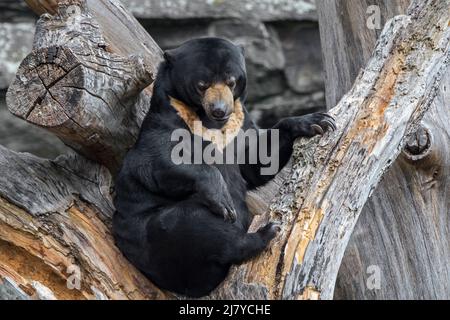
[203, 83, 234, 122]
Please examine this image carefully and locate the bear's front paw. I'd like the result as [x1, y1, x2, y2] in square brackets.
[282, 113, 337, 139]
[258, 222, 282, 242]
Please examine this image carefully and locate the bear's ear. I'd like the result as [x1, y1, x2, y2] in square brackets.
[163, 50, 176, 65]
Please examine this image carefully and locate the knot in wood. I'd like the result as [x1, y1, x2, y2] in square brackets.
[403, 126, 433, 161]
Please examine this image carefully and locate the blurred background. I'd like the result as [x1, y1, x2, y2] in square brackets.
[0, 0, 325, 159]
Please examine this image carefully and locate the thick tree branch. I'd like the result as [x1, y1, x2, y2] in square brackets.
[318, 0, 450, 300]
[8, 0, 162, 173]
[0, 146, 167, 299]
[1, 0, 167, 300]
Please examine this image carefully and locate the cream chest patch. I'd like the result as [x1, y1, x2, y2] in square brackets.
[169, 97, 244, 151]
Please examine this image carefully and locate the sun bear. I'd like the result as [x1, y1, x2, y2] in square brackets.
[113, 37, 336, 297]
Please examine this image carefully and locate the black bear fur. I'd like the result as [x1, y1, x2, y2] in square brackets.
[113, 37, 336, 297]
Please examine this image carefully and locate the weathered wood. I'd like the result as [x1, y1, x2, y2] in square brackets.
[317, 0, 411, 109]
[0, 146, 167, 299]
[335, 70, 450, 299]
[0, 0, 166, 300]
[24, 0, 59, 16]
[0, 1, 36, 22]
[0, 0, 447, 300]
[8, 0, 162, 174]
[317, 0, 450, 299]
[25, 0, 163, 71]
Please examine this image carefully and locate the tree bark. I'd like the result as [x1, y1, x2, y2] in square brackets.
[1, 0, 448, 300]
[317, 0, 450, 299]
[8, 0, 162, 174]
[0, 147, 168, 299]
[317, 0, 411, 109]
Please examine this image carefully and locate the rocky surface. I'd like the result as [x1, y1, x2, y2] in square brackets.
[249, 91, 326, 128]
[0, 22, 35, 89]
[274, 21, 324, 94]
[0, 1, 36, 23]
[0, 0, 326, 158]
[143, 17, 326, 124]
[122, 0, 317, 21]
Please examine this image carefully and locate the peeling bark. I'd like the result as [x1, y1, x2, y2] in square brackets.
[316, 0, 450, 300]
[335, 70, 450, 299]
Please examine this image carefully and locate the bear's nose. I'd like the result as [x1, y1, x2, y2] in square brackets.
[209, 101, 229, 120]
[211, 108, 226, 119]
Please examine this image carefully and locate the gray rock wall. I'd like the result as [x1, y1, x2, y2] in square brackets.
[122, 0, 317, 21]
[0, 22, 35, 89]
[0, 0, 325, 158]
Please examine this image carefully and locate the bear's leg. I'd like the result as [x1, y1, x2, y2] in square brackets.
[224, 223, 280, 265]
[152, 165, 238, 222]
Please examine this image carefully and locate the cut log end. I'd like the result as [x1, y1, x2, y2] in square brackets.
[7, 46, 83, 127]
[7, 0, 159, 174]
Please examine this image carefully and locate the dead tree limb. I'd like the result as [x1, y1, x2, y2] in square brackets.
[8, 0, 162, 173]
[317, 0, 450, 299]
[1, 0, 167, 300]
[0, 147, 167, 299]
[1, 0, 448, 300]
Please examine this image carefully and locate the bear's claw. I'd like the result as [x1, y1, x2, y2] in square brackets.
[224, 207, 237, 223]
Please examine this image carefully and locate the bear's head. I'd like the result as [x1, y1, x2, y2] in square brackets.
[163, 37, 247, 127]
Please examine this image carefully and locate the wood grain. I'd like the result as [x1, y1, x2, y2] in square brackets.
[335, 70, 450, 299]
[317, 0, 449, 299]
[317, 0, 411, 108]
[8, 0, 162, 173]
[0, 146, 168, 299]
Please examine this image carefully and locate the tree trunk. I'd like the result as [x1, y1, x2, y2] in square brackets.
[317, 0, 411, 109]
[1, 0, 448, 300]
[317, 0, 450, 299]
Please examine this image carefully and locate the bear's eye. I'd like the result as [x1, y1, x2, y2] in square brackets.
[197, 81, 209, 92]
[226, 77, 236, 90]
